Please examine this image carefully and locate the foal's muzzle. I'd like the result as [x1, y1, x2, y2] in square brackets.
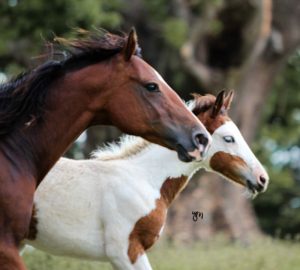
[245, 169, 269, 196]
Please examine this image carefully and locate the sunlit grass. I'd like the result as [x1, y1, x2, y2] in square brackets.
[23, 238, 300, 270]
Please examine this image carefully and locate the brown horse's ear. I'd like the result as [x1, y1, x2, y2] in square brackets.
[211, 90, 225, 118]
[123, 28, 138, 61]
[224, 90, 234, 110]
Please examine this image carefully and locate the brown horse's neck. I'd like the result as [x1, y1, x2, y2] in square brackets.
[2, 63, 112, 184]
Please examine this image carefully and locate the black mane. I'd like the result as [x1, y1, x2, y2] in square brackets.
[0, 30, 140, 138]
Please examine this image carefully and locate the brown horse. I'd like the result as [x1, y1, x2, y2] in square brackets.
[0, 29, 211, 269]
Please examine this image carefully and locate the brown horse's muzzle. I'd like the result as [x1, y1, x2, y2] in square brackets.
[174, 127, 212, 162]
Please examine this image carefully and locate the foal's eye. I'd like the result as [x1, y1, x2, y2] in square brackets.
[223, 136, 235, 143]
[144, 83, 159, 92]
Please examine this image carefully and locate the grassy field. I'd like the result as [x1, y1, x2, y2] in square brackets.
[23, 238, 300, 270]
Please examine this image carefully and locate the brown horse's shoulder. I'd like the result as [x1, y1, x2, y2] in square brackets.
[0, 162, 36, 243]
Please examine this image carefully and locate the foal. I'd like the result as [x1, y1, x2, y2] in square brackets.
[23, 91, 269, 270]
[0, 30, 210, 269]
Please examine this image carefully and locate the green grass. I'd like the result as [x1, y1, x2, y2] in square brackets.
[23, 238, 300, 270]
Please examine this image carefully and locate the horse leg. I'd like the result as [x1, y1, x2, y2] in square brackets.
[0, 243, 27, 270]
[110, 253, 152, 270]
[132, 253, 152, 270]
[110, 259, 133, 270]
[107, 245, 152, 270]
[106, 247, 134, 270]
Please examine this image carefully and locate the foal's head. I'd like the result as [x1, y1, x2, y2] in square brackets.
[64, 29, 211, 162]
[191, 91, 269, 196]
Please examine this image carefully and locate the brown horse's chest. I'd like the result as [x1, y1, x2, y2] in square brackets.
[127, 175, 188, 263]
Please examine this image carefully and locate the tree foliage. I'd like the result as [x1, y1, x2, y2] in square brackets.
[253, 52, 300, 237]
[0, 0, 123, 74]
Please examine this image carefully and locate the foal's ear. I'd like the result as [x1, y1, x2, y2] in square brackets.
[224, 90, 234, 110]
[123, 28, 138, 61]
[211, 90, 225, 118]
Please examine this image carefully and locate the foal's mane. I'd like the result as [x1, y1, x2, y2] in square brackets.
[0, 29, 141, 138]
[92, 135, 150, 161]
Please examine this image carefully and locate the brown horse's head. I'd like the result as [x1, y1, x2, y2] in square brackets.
[191, 91, 269, 196]
[82, 29, 211, 162]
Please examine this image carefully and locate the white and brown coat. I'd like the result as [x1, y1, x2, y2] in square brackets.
[22, 92, 269, 270]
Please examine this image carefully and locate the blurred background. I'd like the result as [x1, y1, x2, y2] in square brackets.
[1, 0, 300, 269]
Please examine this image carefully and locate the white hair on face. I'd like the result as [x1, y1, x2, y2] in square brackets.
[204, 120, 269, 195]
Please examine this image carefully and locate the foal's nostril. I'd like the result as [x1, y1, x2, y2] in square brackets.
[194, 133, 209, 147]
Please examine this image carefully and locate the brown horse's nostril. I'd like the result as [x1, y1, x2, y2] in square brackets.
[194, 133, 209, 148]
[259, 176, 267, 185]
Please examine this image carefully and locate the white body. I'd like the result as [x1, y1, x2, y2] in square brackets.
[22, 115, 268, 270]
[24, 137, 198, 269]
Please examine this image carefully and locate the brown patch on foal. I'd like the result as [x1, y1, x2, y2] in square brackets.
[27, 203, 38, 240]
[197, 111, 230, 134]
[192, 94, 231, 134]
[210, 151, 248, 186]
[128, 175, 188, 263]
[160, 176, 189, 206]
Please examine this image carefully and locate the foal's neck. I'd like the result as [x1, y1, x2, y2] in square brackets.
[127, 139, 200, 205]
[13, 64, 110, 183]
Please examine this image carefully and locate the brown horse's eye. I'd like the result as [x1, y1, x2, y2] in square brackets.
[144, 83, 159, 92]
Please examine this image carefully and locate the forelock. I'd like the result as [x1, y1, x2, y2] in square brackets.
[192, 94, 228, 117]
[191, 94, 216, 115]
